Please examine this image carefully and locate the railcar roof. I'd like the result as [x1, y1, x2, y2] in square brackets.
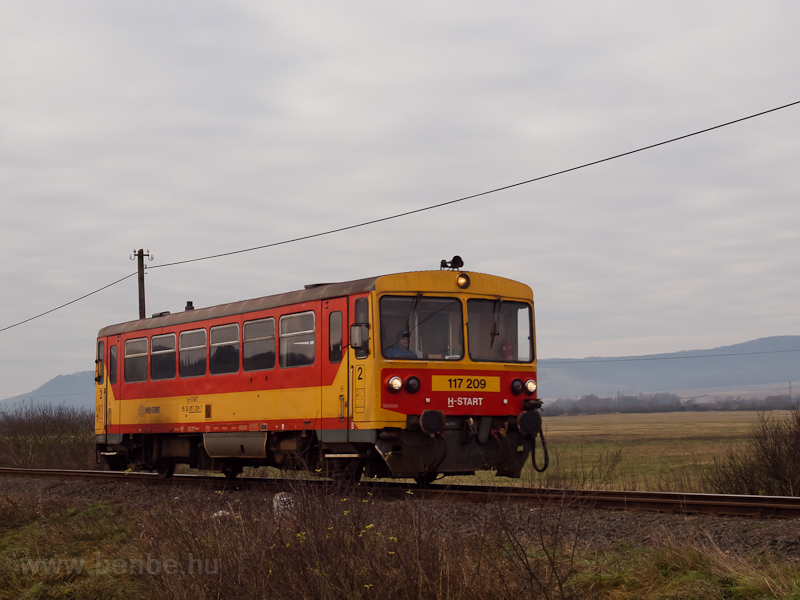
[97, 275, 381, 337]
[97, 270, 532, 337]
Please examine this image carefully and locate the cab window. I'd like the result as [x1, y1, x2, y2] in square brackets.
[467, 299, 533, 363]
[109, 345, 117, 385]
[379, 296, 463, 361]
[329, 311, 343, 364]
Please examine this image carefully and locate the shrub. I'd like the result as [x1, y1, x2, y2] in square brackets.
[704, 409, 800, 496]
[0, 402, 96, 469]
[133, 482, 581, 599]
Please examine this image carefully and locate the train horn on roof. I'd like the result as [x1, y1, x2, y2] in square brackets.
[440, 255, 464, 270]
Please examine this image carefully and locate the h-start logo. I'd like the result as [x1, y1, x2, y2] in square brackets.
[137, 405, 161, 417]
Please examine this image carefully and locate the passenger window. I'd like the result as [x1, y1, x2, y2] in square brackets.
[124, 338, 148, 383]
[329, 311, 343, 364]
[179, 329, 207, 378]
[354, 297, 369, 359]
[243, 318, 275, 371]
[151, 334, 176, 380]
[279, 312, 315, 368]
[109, 345, 117, 385]
[210, 324, 240, 374]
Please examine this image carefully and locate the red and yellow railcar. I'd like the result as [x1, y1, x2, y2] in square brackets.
[94, 268, 546, 482]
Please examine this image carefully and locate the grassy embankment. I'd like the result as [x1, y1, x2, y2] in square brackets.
[3, 483, 800, 600]
[2, 409, 800, 599]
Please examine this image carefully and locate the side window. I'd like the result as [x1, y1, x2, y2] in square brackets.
[180, 329, 207, 378]
[124, 338, 148, 383]
[329, 311, 343, 364]
[354, 297, 369, 359]
[96, 341, 104, 385]
[109, 345, 117, 385]
[210, 324, 240, 374]
[355, 297, 369, 324]
[279, 312, 315, 368]
[151, 334, 176, 380]
[243, 318, 275, 371]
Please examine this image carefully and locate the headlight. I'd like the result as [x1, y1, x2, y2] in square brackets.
[456, 273, 470, 289]
[388, 376, 403, 392]
[525, 379, 537, 394]
[510, 379, 523, 395]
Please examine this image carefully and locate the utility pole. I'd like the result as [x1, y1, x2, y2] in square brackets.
[131, 249, 153, 319]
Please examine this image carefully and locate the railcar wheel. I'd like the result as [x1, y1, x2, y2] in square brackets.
[222, 465, 242, 480]
[156, 463, 175, 479]
[415, 472, 439, 488]
[324, 459, 364, 484]
[103, 456, 130, 472]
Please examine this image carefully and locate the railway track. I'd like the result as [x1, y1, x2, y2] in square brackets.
[2, 467, 799, 519]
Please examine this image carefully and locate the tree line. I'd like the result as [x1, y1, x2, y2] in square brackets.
[543, 393, 797, 417]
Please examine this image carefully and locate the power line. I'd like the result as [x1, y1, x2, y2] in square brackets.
[0, 272, 137, 334]
[150, 99, 800, 270]
[2, 98, 800, 333]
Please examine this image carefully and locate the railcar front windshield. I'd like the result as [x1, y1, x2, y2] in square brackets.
[467, 299, 533, 363]
[380, 296, 463, 360]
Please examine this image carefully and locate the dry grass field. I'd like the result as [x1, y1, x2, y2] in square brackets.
[531, 411, 790, 492]
[441, 410, 790, 492]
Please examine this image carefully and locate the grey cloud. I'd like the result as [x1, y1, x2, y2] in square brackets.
[1, 1, 799, 396]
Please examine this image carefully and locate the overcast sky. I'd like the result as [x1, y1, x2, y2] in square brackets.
[1, 1, 799, 399]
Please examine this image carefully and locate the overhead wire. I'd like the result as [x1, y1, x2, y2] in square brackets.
[0, 272, 137, 334]
[150, 99, 800, 270]
[2, 98, 800, 334]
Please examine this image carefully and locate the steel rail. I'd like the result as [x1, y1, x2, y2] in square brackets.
[2, 467, 799, 519]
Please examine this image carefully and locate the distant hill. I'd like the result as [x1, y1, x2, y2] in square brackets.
[538, 335, 800, 399]
[2, 336, 798, 408]
[1, 371, 95, 410]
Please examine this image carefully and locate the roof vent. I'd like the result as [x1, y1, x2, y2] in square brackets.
[152, 311, 171, 318]
[185, 301, 194, 311]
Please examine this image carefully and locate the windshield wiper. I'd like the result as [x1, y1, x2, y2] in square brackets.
[489, 297, 503, 348]
[405, 293, 423, 338]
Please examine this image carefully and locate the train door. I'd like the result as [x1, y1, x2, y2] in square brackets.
[108, 335, 121, 441]
[320, 298, 349, 442]
[96, 336, 121, 443]
[95, 339, 107, 441]
[348, 295, 370, 440]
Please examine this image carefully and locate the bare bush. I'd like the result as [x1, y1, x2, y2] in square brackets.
[704, 409, 800, 496]
[533, 445, 624, 491]
[130, 482, 583, 599]
[0, 402, 96, 469]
